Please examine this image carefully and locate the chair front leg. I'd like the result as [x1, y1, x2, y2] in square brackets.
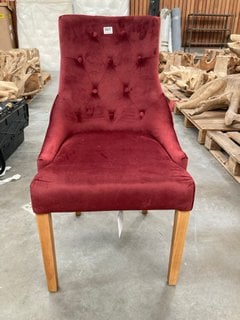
[36, 213, 58, 292]
[167, 210, 190, 285]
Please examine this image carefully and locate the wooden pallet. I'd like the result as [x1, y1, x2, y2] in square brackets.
[174, 107, 240, 144]
[205, 131, 240, 183]
[25, 72, 51, 102]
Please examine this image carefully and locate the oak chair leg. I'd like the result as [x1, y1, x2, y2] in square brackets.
[141, 210, 148, 215]
[75, 211, 82, 217]
[167, 210, 190, 285]
[36, 213, 58, 292]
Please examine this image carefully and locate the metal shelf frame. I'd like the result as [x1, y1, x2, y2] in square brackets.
[184, 13, 234, 52]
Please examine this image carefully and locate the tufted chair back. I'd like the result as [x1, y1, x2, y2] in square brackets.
[56, 15, 165, 133]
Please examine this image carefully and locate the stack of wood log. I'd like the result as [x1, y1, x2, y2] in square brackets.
[0, 48, 43, 102]
[176, 75, 240, 126]
[160, 45, 240, 126]
[159, 49, 240, 76]
[161, 65, 217, 96]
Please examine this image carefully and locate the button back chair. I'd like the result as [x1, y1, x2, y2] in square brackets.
[30, 15, 195, 292]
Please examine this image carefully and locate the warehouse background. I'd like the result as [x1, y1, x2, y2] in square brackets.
[131, 0, 240, 37]
[3, 0, 240, 69]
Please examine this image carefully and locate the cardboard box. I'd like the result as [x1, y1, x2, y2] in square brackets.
[0, 3, 16, 50]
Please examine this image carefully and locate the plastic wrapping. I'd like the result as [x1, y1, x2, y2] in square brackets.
[160, 8, 172, 52]
[73, 0, 129, 16]
[16, 0, 73, 71]
[171, 7, 182, 51]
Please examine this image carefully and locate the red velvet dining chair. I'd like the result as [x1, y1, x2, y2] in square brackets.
[30, 14, 195, 292]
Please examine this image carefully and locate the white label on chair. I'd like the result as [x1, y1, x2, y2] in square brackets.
[118, 210, 124, 238]
[103, 26, 113, 35]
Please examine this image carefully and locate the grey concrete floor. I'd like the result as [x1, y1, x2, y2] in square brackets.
[1, 72, 240, 320]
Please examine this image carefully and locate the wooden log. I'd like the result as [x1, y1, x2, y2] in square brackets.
[196, 50, 218, 71]
[230, 34, 240, 42]
[177, 74, 240, 126]
[0, 81, 18, 101]
[0, 48, 42, 98]
[228, 41, 240, 57]
[214, 55, 230, 77]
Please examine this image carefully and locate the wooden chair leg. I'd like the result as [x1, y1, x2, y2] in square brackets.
[141, 210, 148, 215]
[75, 211, 82, 217]
[167, 210, 190, 285]
[36, 213, 58, 292]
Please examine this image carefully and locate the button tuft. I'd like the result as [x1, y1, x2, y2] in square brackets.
[108, 110, 115, 121]
[107, 57, 115, 68]
[123, 84, 130, 96]
[139, 110, 145, 118]
[119, 30, 127, 38]
[137, 55, 147, 67]
[77, 56, 83, 64]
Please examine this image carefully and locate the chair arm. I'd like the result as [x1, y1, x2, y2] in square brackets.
[157, 130, 188, 169]
[148, 96, 188, 169]
[37, 95, 71, 170]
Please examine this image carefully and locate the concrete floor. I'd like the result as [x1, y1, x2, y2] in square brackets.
[1, 72, 240, 320]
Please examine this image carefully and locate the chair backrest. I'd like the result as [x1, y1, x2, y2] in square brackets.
[57, 14, 167, 133]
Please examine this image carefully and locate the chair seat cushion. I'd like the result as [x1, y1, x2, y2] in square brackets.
[31, 132, 195, 213]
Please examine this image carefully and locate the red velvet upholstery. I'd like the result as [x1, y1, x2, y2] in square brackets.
[30, 15, 195, 214]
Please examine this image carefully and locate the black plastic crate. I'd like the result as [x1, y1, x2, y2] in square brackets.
[0, 99, 29, 173]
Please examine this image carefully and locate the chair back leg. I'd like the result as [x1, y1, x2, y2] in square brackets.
[167, 210, 190, 285]
[36, 213, 58, 292]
